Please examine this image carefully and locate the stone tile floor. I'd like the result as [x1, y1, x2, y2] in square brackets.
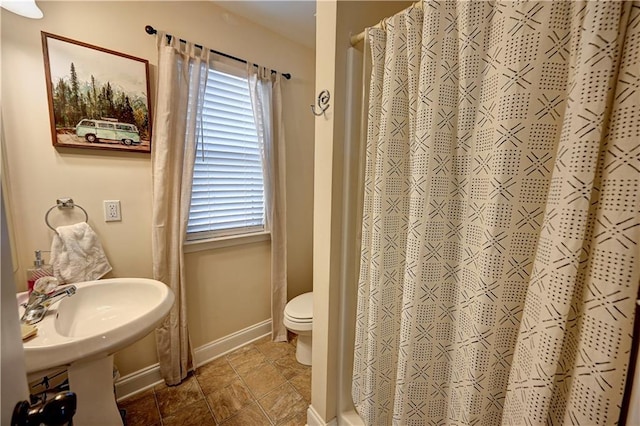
[117, 335, 310, 426]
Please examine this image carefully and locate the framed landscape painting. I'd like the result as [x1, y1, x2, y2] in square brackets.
[42, 32, 152, 153]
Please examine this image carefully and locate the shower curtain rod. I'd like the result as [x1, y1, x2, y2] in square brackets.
[350, 0, 423, 46]
[144, 25, 292, 80]
[350, 25, 379, 46]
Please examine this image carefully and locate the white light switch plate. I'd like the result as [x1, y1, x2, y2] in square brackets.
[104, 200, 121, 222]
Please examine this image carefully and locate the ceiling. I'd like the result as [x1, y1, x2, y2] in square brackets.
[213, 1, 316, 49]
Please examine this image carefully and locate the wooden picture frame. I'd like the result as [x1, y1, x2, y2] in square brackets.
[42, 32, 152, 153]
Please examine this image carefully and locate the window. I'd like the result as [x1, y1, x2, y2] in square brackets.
[186, 66, 265, 241]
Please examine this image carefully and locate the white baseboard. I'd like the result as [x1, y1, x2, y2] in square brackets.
[114, 363, 163, 401]
[307, 404, 337, 426]
[193, 319, 272, 367]
[114, 319, 272, 401]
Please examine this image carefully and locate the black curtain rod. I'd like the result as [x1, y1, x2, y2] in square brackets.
[145, 25, 291, 80]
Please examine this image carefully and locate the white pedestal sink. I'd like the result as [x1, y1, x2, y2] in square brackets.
[19, 278, 174, 426]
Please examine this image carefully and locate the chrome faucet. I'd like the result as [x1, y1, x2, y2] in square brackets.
[21, 285, 77, 325]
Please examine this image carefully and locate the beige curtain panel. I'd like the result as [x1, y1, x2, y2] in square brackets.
[353, 1, 640, 424]
[248, 65, 288, 342]
[151, 34, 210, 385]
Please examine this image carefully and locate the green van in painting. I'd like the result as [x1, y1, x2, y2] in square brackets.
[75, 118, 141, 146]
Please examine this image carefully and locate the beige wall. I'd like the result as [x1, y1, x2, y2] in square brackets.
[1, 1, 314, 376]
[311, 0, 412, 422]
[312, 0, 338, 420]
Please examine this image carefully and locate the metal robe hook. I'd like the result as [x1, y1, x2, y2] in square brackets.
[311, 90, 330, 116]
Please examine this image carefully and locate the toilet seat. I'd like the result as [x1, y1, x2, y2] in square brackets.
[284, 314, 311, 324]
[284, 292, 313, 333]
[284, 314, 313, 332]
[284, 292, 313, 321]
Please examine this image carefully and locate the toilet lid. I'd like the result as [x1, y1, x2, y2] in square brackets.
[285, 292, 313, 320]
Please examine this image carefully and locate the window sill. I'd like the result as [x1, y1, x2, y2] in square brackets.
[183, 231, 271, 253]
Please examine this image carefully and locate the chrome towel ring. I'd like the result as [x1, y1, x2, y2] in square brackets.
[45, 198, 89, 233]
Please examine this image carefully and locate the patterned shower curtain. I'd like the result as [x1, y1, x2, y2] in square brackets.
[352, 1, 640, 425]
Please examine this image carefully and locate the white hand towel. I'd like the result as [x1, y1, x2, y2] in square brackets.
[50, 222, 112, 284]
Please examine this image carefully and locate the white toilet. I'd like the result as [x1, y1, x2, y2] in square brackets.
[284, 292, 313, 366]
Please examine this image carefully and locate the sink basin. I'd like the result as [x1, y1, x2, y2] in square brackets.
[19, 278, 174, 375]
[18, 278, 174, 425]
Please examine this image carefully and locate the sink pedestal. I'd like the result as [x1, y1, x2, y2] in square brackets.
[67, 355, 122, 426]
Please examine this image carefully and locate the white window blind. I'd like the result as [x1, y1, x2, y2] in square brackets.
[187, 68, 265, 240]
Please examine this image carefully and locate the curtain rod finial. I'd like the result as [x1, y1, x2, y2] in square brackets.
[145, 25, 157, 35]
